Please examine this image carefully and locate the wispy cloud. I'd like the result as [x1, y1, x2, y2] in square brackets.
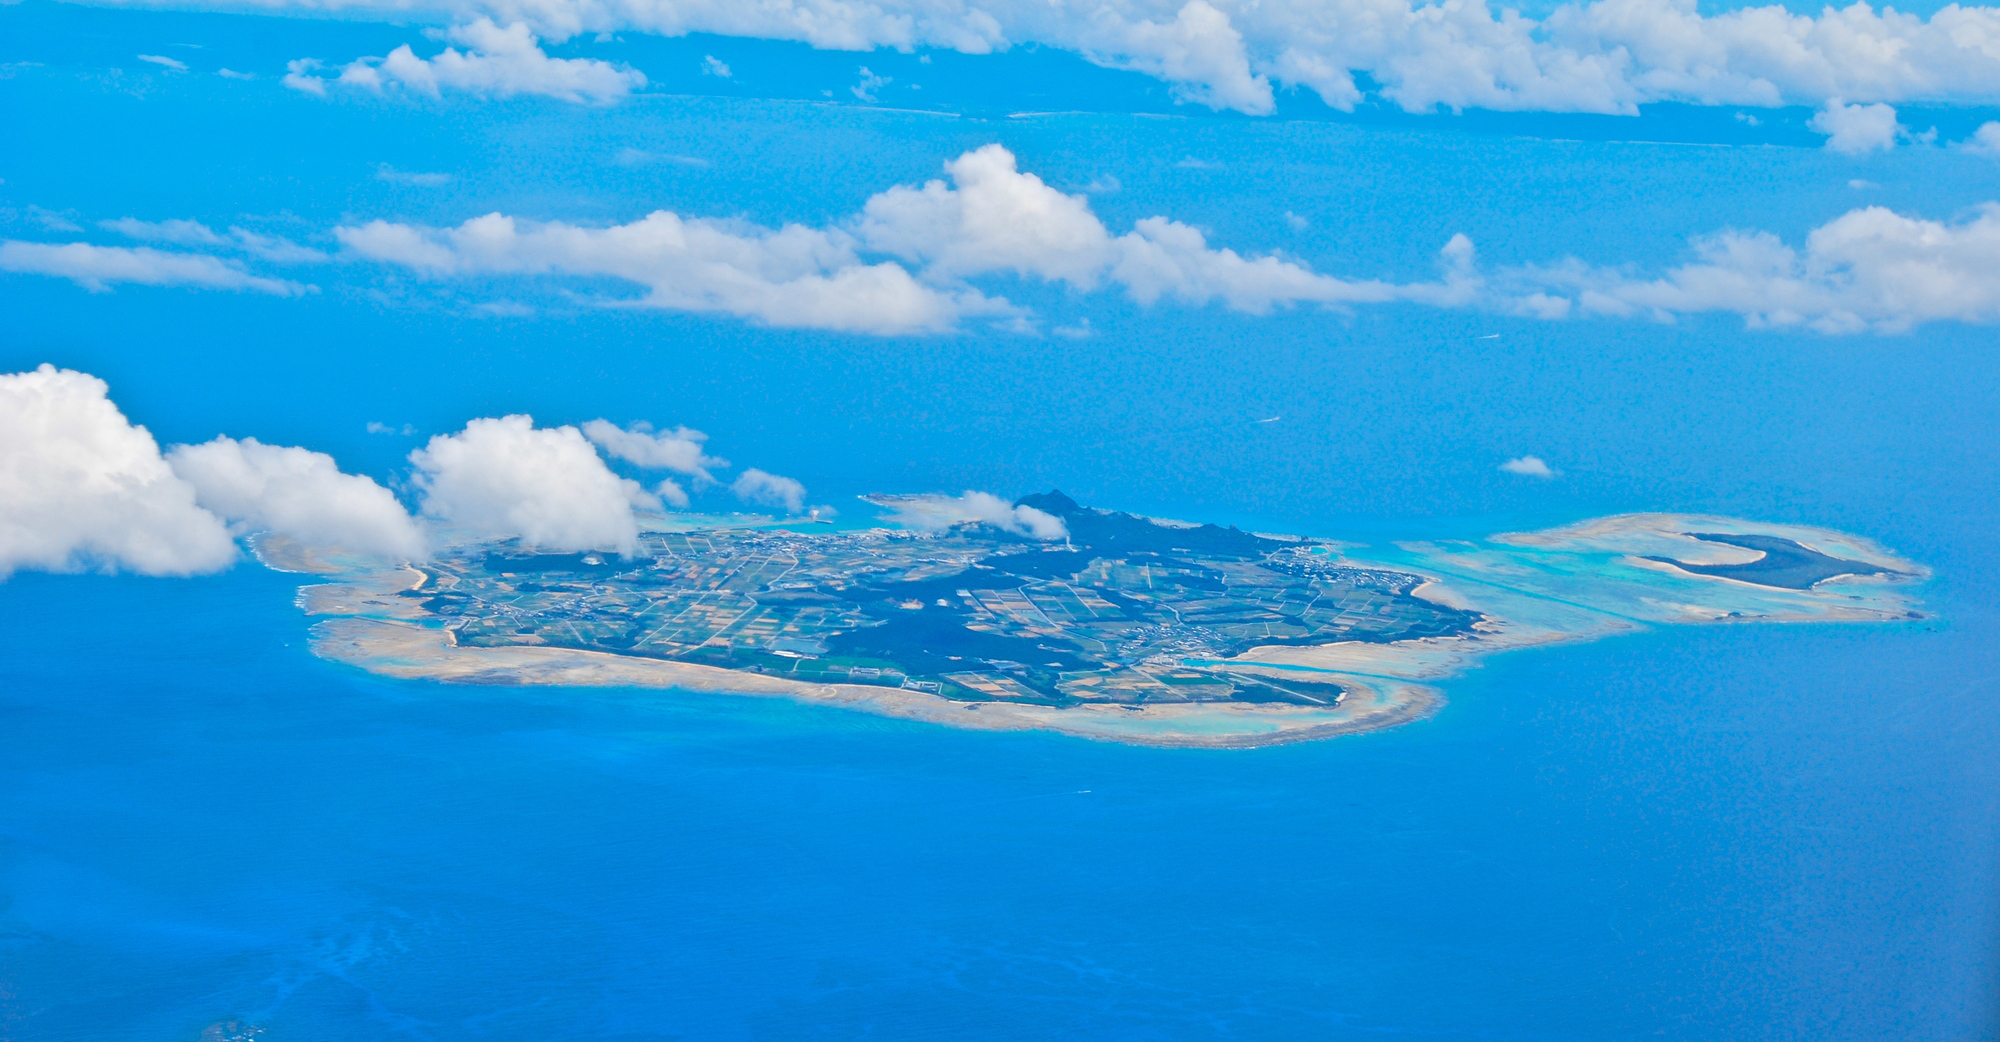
[0, 241, 312, 295]
[375, 164, 453, 186]
[851, 65, 890, 102]
[99, 217, 328, 263]
[26, 206, 80, 232]
[611, 148, 709, 168]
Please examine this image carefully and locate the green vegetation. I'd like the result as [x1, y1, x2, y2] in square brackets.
[410, 494, 1483, 708]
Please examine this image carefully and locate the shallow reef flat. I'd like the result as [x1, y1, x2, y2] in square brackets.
[1225, 513, 1928, 698]
[289, 503, 1928, 749]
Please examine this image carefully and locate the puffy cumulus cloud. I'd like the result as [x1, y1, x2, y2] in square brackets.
[1809, 100, 1904, 155]
[1958, 121, 2000, 156]
[341, 145, 1469, 331]
[581, 419, 725, 481]
[104, 0, 2000, 116]
[0, 365, 237, 577]
[731, 468, 807, 513]
[879, 491, 1068, 540]
[411, 415, 650, 553]
[1530, 203, 2000, 333]
[302, 19, 645, 103]
[651, 478, 691, 508]
[166, 437, 427, 559]
[0, 241, 313, 295]
[282, 58, 328, 94]
[857, 144, 1116, 286]
[1499, 455, 1557, 478]
[1078, 1, 1273, 114]
[857, 144, 1450, 311]
[335, 209, 995, 334]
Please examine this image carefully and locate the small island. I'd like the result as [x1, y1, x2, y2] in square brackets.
[282, 493, 1927, 748]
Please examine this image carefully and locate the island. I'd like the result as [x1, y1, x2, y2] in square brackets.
[278, 492, 1928, 748]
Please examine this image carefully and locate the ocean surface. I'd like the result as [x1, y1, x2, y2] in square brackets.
[2, 505, 1995, 1040]
[6, 5, 2000, 1035]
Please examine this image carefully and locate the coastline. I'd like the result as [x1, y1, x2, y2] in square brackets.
[289, 512, 1929, 749]
[310, 616, 1434, 749]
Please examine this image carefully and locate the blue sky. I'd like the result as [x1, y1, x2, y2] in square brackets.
[5, 0, 2000, 574]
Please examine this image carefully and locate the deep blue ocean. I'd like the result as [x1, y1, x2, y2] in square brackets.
[6, 4, 2000, 1037]
[5, 529, 1996, 1040]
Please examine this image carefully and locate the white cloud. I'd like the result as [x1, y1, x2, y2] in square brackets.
[731, 468, 806, 513]
[282, 58, 327, 95]
[581, 419, 726, 481]
[1959, 121, 2000, 156]
[314, 19, 645, 103]
[99, 218, 328, 263]
[167, 436, 427, 559]
[1534, 203, 2000, 333]
[326, 144, 2000, 336]
[334, 209, 1001, 334]
[879, 491, 1069, 540]
[1081, 0, 1271, 113]
[137, 54, 188, 71]
[701, 54, 730, 77]
[653, 478, 690, 508]
[336, 144, 1479, 331]
[99, 217, 225, 246]
[857, 144, 1117, 286]
[410, 415, 646, 552]
[851, 65, 889, 102]
[859, 145, 1475, 310]
[1809, 100, 1903, 155]
[1053, 317, 1093, 338]
[336, 145, 1445, 331]
[26, 207, 81, 232]
[1499, 455, 1557, 478]
[376, 164, 453, 186]
[227, 228, 328, 263]
[100, 216, 227, 247]
[0, 240, 312, 295]
[0, 365, 237, 577]
[217, 67, 255, 80]
[612, 148, 709, 167]
[113, 0, 2000, 117]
